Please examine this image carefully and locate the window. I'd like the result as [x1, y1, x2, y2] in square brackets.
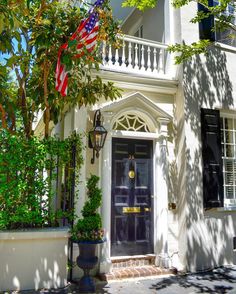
[201, 108, 236, 209]
[134, 25, 143, 66]
[215, 1, 236, 47]
[198, 0, 236, 47]
[220, 115, 236, 206]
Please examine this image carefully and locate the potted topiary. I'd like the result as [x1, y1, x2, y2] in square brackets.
[71, 174, 105, 293]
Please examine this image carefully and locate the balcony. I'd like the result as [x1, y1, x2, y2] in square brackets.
[100, 35, 173, 79]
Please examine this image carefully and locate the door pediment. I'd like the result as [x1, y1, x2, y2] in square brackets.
[99, 92, 172, 120]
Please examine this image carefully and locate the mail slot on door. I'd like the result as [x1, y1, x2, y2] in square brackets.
[123, 207, 141, 213]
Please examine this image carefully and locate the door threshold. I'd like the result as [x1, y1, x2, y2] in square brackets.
[110, 254, 156, 261]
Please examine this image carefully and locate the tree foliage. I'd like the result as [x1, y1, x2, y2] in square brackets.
[0, 0, 121, 138]
[122, 0, 157, 11]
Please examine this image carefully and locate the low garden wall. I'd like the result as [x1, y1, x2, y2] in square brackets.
[0, 227, 69, 291]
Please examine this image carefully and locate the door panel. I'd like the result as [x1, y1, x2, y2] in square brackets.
[111, 138, 153, 256]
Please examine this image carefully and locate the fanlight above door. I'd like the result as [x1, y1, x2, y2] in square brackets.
[113, 114, 150, 132]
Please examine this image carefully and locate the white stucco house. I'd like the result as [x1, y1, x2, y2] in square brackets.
[35, 0, 236, 279]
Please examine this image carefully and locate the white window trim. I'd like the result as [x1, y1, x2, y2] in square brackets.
[220, 112, 236, 209]
[215, 42, 236, 53]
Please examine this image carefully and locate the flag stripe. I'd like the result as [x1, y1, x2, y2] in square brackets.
[56, 4, 101, 96]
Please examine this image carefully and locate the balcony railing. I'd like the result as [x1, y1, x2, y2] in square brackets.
[100, 34, 170, 78]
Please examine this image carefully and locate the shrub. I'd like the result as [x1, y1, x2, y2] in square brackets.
[72, 175, 104, 241]
[0, 130, 83, 230]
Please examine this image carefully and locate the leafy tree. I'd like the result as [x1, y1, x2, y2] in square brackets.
[122, 0, 157, 10]
[122, 0, 236, 63]
[0, 0, 121, 138]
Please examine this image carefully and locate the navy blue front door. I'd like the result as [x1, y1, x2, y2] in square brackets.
[111, 138, 153, 256]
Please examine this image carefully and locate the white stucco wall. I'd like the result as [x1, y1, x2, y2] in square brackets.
[175, 1, 236, 271]
[0, 228, 69, 291]
[122, 1, 165, 43]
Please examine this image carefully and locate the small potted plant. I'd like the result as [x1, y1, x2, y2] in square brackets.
[72, 174, 105, 293]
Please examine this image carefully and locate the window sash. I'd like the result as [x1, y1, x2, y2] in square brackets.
[221, 115, 236, 205]
[214, 0, 236, 46]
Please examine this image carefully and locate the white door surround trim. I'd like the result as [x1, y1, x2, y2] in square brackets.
[98, 94, 172, 273]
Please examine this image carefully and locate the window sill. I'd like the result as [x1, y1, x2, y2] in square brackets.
[214, 42, 236, 53]
[216, 206, 236, 212]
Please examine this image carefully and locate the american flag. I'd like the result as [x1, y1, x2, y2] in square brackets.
[55, 0, 105, 97]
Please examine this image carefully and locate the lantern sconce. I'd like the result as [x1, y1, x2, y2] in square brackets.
[88, 109, 107, 164]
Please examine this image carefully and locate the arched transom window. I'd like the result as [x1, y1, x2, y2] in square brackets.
[113, 114, 150, 132]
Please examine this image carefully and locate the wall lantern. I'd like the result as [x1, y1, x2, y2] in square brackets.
[89, 109, 107, 164]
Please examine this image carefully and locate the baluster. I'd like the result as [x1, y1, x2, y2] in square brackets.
[108, 44, 112, 66]
[102, 41, 107, 66]
[121, 40, 126, 67]
[158, 48, 164, 74]
[146, 46, 151, 72]
[114, 47, 119, 66]
[140, 45, 145, 71]
[134, 43, 139, 70]
[128, 42, 132, 68]
[153, 47, 158, 74]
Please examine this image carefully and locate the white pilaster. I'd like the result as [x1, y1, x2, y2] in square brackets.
[155, 117, 171, 268]
[73, 106, 87, 218]
[165, 0, 179, 78]
[99, 111, 113, 274]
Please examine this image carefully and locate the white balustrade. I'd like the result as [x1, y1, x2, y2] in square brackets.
[101, 34, 168, 77]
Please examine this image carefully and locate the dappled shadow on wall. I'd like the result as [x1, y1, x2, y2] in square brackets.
[182, 48, 235, 271]
[183, 47, 233, 137]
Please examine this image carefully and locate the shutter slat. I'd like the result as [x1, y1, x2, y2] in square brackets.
[201, 108, 224, 208]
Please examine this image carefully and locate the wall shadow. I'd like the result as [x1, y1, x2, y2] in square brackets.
[178, 47, 236, 271]
[150, 266, 236, 293]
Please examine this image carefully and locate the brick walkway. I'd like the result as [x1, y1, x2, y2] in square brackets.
[99, 265, 176, 281]
[2, 266, 236, 294]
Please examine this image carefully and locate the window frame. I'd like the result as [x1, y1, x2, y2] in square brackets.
[198, 0, 236, 48]
[220, 112, 236, 207]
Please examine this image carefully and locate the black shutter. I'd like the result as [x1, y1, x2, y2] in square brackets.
[201, 108, 223, 208]
[198, 0, 216, 41]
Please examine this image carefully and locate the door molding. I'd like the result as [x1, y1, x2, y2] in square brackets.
[99, 108, 171, 273]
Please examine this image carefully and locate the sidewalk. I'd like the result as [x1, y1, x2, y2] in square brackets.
[4, 265, 236, 294]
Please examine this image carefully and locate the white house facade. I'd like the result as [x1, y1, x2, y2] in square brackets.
[35, 0, 236, 277]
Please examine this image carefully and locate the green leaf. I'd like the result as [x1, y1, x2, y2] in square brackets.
[68, 39, 77, 48]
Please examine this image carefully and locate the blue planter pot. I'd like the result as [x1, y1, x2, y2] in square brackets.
[76, 240, 104, 293]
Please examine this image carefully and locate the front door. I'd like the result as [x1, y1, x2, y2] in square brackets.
[111, 138, 153, 256]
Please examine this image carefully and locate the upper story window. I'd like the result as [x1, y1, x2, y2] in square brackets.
[215, 1, 236, 46]
[134, 25, 143, 39]
[198, 0, 236, 47]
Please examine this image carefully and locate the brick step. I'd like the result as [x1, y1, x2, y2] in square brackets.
[111, 255, 156, 269]
[98, 266, 177, 281]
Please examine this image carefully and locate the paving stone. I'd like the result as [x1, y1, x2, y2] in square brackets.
[2, 266, 236, 294]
